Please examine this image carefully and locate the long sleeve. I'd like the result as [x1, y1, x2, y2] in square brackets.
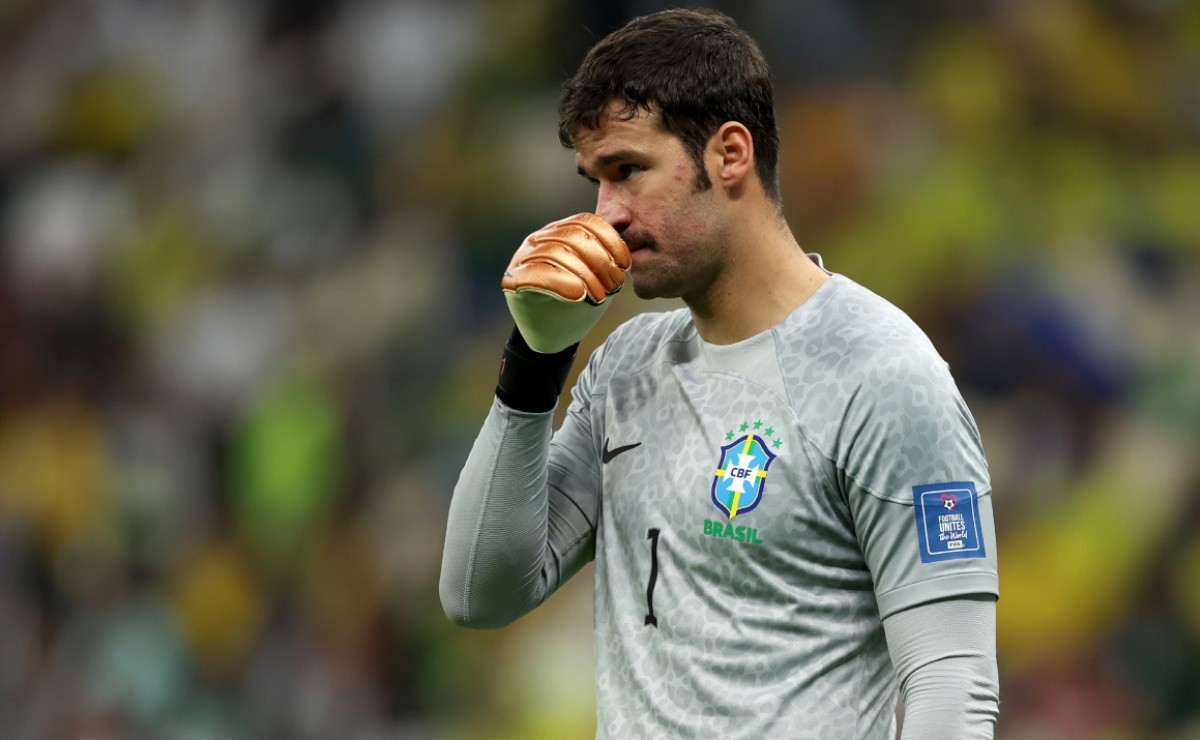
[883, 596, 1000, 739]
[440, 372, 604, 628]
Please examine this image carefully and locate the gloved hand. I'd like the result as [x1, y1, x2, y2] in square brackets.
[502, 213, 632, 354]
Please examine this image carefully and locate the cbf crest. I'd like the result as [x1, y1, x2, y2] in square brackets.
[711, 421, 781, 519]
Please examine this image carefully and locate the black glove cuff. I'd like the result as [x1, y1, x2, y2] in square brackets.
[495, 326, 578, 413]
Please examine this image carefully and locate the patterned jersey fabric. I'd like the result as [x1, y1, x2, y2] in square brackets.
[541, 272, 998, 738]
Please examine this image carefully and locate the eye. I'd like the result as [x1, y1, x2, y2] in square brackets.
[618, 163, 643, 180]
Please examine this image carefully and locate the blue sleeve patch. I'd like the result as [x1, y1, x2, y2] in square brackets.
[913, 481, 985, 563]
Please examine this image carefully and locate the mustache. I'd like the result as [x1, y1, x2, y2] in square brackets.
[623, 231, 657, 251]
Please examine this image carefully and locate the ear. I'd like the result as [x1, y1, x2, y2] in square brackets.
[706, 121, 754, 191]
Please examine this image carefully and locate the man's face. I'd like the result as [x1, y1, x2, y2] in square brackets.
[573, 105, 728, 302]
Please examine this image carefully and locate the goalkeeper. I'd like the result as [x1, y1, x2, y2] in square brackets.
[441, 9, 999, 739]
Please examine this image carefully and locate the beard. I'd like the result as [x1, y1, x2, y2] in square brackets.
[624, 222, 726, 303]
[628, 231, 697, 300]
[622, 229, 664, 299]
[623, 194, 725, 301]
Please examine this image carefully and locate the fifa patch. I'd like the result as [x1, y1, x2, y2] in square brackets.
[711, 420, 780, 520]
[913, 482, 985, 563]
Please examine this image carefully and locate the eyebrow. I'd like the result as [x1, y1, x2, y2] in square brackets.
[576, 149, 643, 179]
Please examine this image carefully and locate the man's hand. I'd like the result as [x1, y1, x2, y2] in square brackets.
[502, 213, 632, 354]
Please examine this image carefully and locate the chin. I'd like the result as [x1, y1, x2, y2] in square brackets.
[630, 280, 678, 301]
[629, 279, 659, 300]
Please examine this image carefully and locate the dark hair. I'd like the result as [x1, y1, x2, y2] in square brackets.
[558, 9, 781, 202]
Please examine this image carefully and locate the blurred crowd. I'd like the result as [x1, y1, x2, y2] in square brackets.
[0, 0, 1198, 737]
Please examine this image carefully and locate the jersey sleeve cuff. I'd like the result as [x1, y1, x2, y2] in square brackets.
[875, 570, 999, 620]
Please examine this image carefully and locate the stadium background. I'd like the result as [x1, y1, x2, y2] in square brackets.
[1, 0, 1199, 737]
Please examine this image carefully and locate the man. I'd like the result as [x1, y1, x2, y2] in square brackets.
[441, 9, 998, 738]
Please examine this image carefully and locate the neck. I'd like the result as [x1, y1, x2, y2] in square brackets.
[686, 207, 829, 345]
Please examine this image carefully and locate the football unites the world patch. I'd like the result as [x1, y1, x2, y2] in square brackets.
[711, 423, 779, 520]
[912, 481, 985, 563]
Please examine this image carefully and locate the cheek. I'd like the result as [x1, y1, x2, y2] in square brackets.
[671, 191, 720, 240]
[635, 177, 716, 244]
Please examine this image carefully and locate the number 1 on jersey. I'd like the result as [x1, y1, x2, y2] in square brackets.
[645, 528, 660, 628]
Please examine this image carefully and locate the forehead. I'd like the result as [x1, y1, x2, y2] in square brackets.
[572, 104, 678, 167]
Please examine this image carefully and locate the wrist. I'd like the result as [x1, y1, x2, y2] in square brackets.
[495, 326, 578, 413]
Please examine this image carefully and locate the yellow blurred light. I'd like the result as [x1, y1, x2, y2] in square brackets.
[169, 542, 266, 679]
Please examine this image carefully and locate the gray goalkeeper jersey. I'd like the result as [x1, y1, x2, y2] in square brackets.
[448, 273, 998, 738]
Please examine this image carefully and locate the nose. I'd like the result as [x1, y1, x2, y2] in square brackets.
[595, 182, 631, 234]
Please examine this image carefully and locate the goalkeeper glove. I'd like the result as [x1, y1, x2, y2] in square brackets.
[501, 212, 631, 354]
[495, 213, 630, 413]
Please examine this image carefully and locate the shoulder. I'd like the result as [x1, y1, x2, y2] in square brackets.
[778, 275, 953, 402]
[610, 306, 694, 346]
[567, 308, 691, 406]
[794, 276, 942, 368]
[777, 276, 986, 490]
[585, 307, 694, 379]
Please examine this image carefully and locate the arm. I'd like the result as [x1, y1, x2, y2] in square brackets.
[838, 344, 1001, 728]
[884, 596, 999, 739]
[439, 330, 603, 629]
[440, 213, 629, 628]
[440, 214, 629, 629]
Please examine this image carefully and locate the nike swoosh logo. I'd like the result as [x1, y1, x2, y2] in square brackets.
[602, 438, 641, 464]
